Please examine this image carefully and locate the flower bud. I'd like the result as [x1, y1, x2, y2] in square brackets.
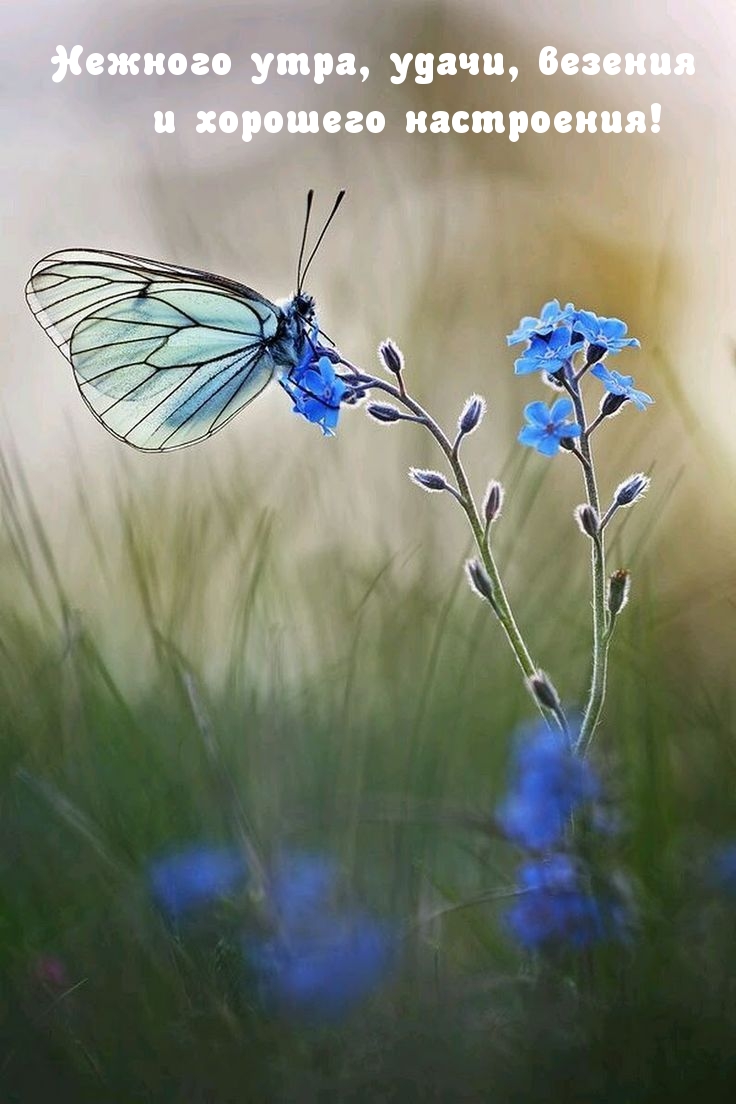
[366, 402, 402, 423]
[601, 392, 628, 418]
[410, 468, 449, 493]
[585, 342, 607, 366]
[574, 503, 600, 538]
[608, 569, 631, 616]
[465, 559, 495, 604]
[378, 339, 404, 377]
[458, 394, 486, 437]
[483, 480, 505, 525]
[527, 670, 561, 713]
[614, 473, 650, 508]
[545, 368, 567, 391]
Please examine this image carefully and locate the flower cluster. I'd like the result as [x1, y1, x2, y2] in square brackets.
[496, 723, 601, 851]
[507, 300, 650, 458]
[506, 854, 629, 950]
[282, 342, 351, 436]
[246, 851, 395, 1021]
[496, 723, 629, 951]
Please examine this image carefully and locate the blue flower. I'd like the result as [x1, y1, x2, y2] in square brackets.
[507, 300, 575, 346]
[708, 842, 736, 896]
[283, 353, 349, 436]
[496, 723, 600, 851]
[148, 844, 248, 919]
[248, 914, 394, 1021]
[513, 326, 582, 376]
[591, 365, 653, 411]
[506, 855, 627, 950]
[573, 311, 640, 362]
[248, 850, 395, 1021]
[517, 398, 582, 457]
[269, 852, 338, 924]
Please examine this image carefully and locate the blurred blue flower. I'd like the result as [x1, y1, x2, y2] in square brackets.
[249, 914, 395, 1021]
[513, 326, 582, 376]
[591, 365, 653, 411]
[283, 353, 349, 436]
[573, 311, 640, 362]
[506, 300, 575, 345]
[506, 854, 627, 950]
[148, 844, 248, 919]
[517, 398, 582, 457]
[248, 850, 395, 1021]
[269, 852, 338, 924]
[709, 842, 736, 896]
[496, 723, 600, 850]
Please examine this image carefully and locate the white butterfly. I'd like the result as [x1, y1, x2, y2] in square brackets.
[25, 192, 345, 451]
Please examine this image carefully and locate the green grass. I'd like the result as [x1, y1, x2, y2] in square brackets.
[1, 415, 736, 1102]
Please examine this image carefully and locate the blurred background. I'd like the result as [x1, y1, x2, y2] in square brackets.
[2, 0, 736, 1100]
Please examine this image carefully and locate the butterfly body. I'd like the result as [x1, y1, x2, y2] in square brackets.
[25, 249, 318, 452]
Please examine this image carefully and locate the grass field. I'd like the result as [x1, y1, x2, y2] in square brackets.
[2, 355, 735, 1103]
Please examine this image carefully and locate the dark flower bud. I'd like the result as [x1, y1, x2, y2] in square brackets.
[601, 392, 628, 418]
[343, 387, 366, 405]
[545, 368, 567, 391]
[410, 468, 449, 493]
[608, 569, 631, 615]
[458, 394, 486, 437]
[314, 346, 342, 364]
[559, 436, 577, 452]
[465, 559, 495, 604]
[527, 670, 561, 713]
[483, 480, 505, 525]
[614, 473, 650, 508]
[366, 402, 402, 423]
[378, 339, 404, 377]
[574, 503, 600, 538]
[586, 342, 607, 365]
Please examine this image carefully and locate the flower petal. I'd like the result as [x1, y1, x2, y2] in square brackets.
[558, 422, 582, 439]
[550, 397, 573, 422]
[518, 425, 544, 448]
[536, 434, 561, 457]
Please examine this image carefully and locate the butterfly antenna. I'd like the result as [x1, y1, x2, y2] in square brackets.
[296, 189, 315, 293]
[299, 190, 346, 287]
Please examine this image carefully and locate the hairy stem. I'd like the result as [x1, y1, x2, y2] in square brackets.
[342, 360, 565, 733]
[565, 376, 609, 755]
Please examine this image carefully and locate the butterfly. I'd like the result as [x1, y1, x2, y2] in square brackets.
[25, 191, 345, 451]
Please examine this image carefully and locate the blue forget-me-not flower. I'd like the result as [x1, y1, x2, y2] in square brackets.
[268, 851, 338, 924]
[517, 398, 582, 457]
[505, 854, 627, 950]
[496, 722, 601, 851]
[148, 844, 248, 919]
[284, 353, 349, 436]
[708, 842, 736, 897]
[247, 851, 395, 1021]
[513, 326, 582, 377]
[506, 299, 575, 346]
[573, 311, 640, 363]
[591, 365, 653, 411]
[249, 913, 394, 1022]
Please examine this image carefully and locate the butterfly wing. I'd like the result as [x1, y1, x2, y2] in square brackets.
[26, 249, 284, 451]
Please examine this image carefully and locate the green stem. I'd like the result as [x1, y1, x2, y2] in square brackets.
[347, 363, 564, 733]
[566, 380, 609, 755]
